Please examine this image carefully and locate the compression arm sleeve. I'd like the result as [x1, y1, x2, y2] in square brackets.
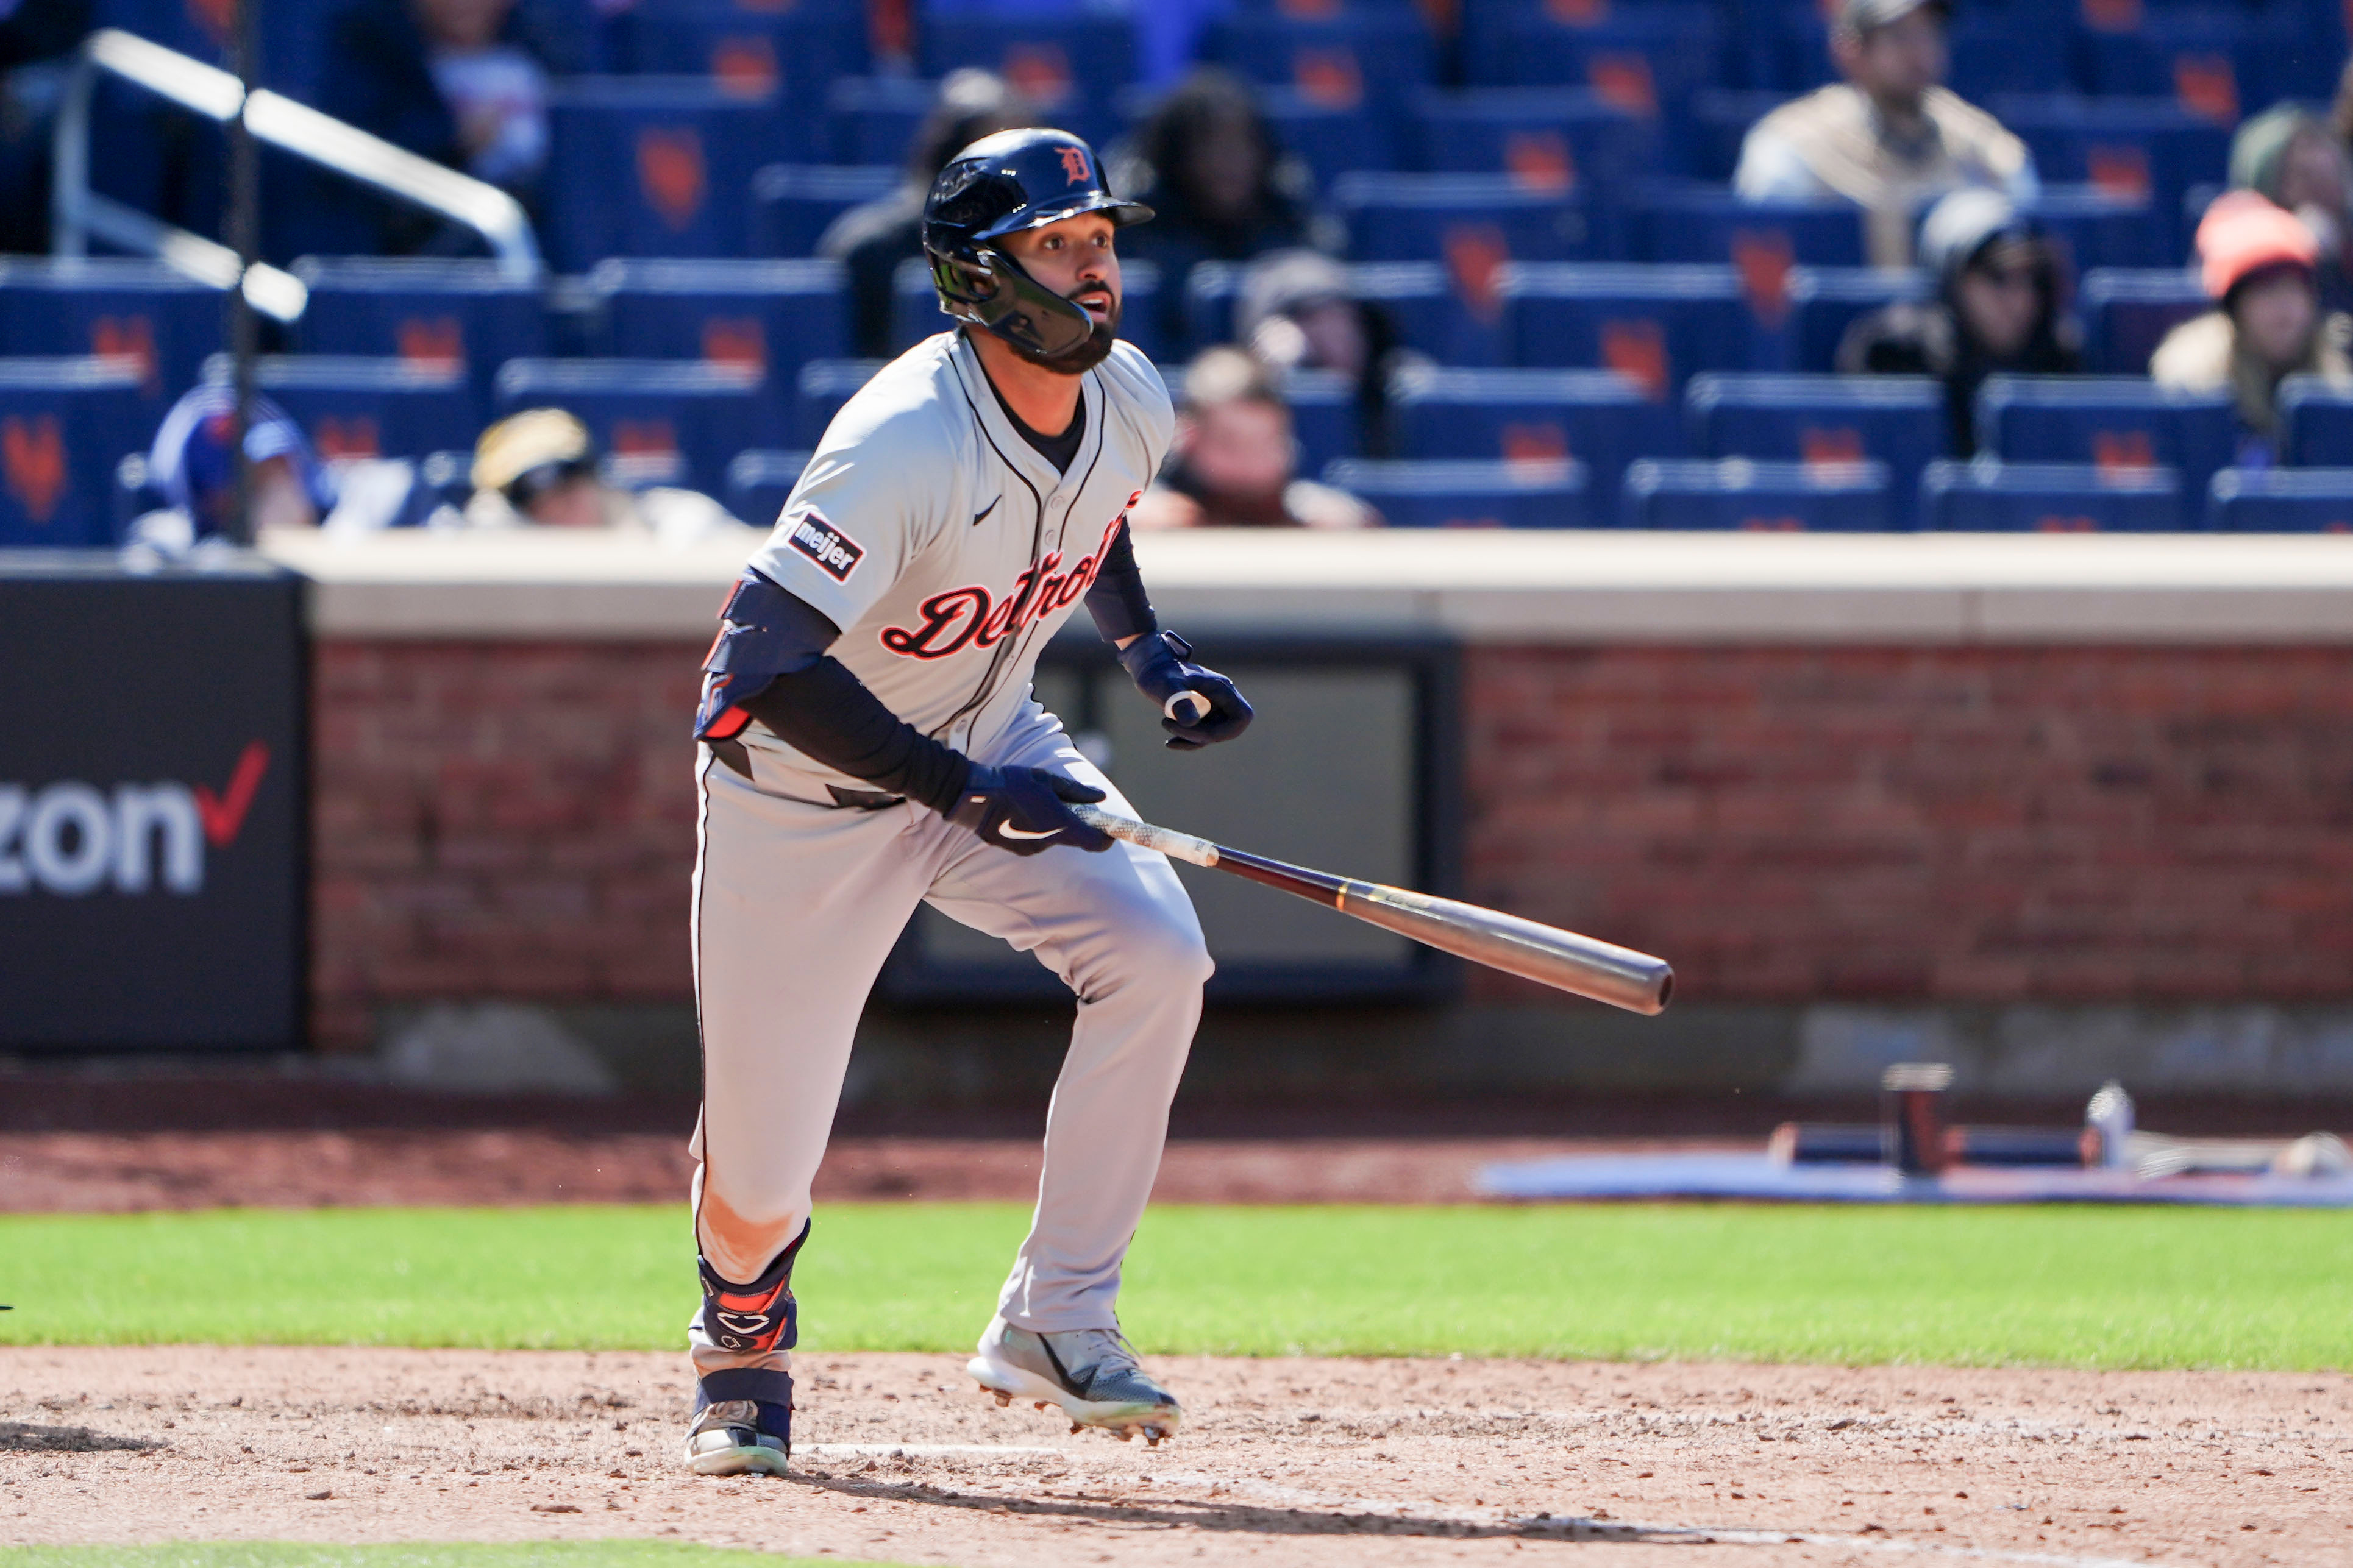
[735, 661, 972, 814]
[1083, 523, 1158, 644]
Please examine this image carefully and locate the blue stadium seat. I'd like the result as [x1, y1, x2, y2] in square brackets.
[0, 358, 151, 548]
[2279, 377, 2353, 467]
[1507, 264, 1793, 392]
[1387, 364, 1682, 517]
[1461, 1, 1721, 119]
[2078, 269, 2210, 375]
[919, 11, 1136, 141]
[726, 448, 813, 529]
[2207, 467, 2353, 531]
[543, 79, 790, 269]
[825, 76, 939, 165]
[586, 260, 849, 388]
[2023, 185, 2170, 273]
[1186, 260, 1514, 367]
[291, 258, 548, 419]
[1975, 376, 2236, 501]
[1686, 372, 1946, 502]
[1320, 456, 1589, 528]
[1989, 96, 2232, 260]
[1633, 186, 1866, 268]
[1764, 6, 2070, 98]
[751, 165, 900, 258]
[1687, 90, 1785, 183]
[888, 258, 1167, 363]
[495, 359, 777, 492]
[1254, 88, 1398, 194]
[1332, 172, 1603, 264]
[796, 358, 886, 446]
[2073, 6, 2263, 112]
[1408, 88, 1662, 194]
[1920, 458, 2184, 531]
[233, 356, 479, 461]
[1276, 368, 1362, 476]
[0, 259, 222, 403]
[1201, 9, 1437, 111]
[612, 0, 867, 112]
[1620, 457, 1893, 530]
[1785, 266, 1929, 372]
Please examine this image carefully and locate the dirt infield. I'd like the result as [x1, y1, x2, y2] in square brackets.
[2, 1347, 2345, 1566]
[0, 1132, 1740, 1211]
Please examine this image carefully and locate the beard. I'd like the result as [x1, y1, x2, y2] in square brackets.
[1019, 293, 1119, 375]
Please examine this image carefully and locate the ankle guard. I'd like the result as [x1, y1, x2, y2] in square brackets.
[692, 1366, 795, 1446]
[697, 1221, 808, 1355]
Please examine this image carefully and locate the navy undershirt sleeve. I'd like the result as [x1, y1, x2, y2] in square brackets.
[1083, 525, 1157, 644]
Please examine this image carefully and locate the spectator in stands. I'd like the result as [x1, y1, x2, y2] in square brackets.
[1734, 0, 2035, 269]
[1115, 68, 1319, 346]
[1234, 249, 1426, 458]
[1130, 347, 1379, 530]
[131, 385, 340, 551]
[315, 0, 564, 251]
[1837, 189, 2079, 457]
[819, 69, 1036, 358]
[2230, 105, 2353, 315]
[2152, 191, 2353, 465]
[465, 407, 756, 545]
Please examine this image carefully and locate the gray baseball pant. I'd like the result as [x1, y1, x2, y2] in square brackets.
[686, 708, 1210, 1385]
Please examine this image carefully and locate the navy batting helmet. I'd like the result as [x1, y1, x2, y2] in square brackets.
[922, 128, 1152, 362]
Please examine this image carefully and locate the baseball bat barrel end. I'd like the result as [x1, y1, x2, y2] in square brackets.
[1164, 690, 1212, 725]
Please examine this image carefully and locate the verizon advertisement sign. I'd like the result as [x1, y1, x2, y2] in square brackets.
[0, 561, 305, 1049]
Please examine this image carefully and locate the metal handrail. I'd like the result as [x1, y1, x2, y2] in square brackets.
[52, 27, 543, 321]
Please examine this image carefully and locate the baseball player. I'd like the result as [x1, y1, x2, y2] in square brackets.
[680, 128, 1255, 1477]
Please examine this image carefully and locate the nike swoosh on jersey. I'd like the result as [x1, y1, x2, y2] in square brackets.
[972, 497, 1000, 526]
[997, 823, 1064, 840]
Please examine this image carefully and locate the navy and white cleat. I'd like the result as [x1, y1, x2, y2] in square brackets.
[969, 1318, 1182, 1446]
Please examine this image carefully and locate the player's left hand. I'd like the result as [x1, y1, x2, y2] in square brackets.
[1118, 630, 1253, 750]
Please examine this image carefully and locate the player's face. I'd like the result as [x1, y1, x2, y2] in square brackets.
[1000, 212, 1122, 328]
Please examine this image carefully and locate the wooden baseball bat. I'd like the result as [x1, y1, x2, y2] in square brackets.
[1069, 804, 1673, 1015]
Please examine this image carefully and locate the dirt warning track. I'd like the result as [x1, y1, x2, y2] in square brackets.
[2, 1347, 2347, 1566]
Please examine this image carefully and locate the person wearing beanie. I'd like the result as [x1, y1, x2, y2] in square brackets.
[1232, 249, 1427, 458]
[1735, 0, 2036, 268]
[2229, 105, 2353, 314]
[2152, 190, 2353, 462]
[1837, 188, 2081, 455]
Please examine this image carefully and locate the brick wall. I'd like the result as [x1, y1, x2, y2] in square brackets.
[311, 640, 707, 1050]
[310, 640, 2353, 1046]
[1465, 646, 2353, 1006]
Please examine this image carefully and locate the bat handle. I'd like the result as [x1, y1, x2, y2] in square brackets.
[1164, 690, 1211, 725]
[1070, 803, 1219, 868]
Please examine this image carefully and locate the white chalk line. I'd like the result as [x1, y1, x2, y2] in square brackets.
[799, 1442, 1063, 1460]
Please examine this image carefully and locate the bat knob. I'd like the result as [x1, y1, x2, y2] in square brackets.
[1164, 690, 1211, 725]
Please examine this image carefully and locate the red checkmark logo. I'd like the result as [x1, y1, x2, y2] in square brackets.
[194, 740, 270, 848]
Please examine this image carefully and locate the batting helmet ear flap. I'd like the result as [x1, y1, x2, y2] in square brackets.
[930, 243, 1099, 361]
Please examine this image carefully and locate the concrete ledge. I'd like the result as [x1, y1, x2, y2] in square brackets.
[262, 527, 2353, 643]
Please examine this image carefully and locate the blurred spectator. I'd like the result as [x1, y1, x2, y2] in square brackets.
[1734, 0, 2035, 268]
[465, 406, 757, 545]
[2230, 105, 2353, 315]
[1130, 347, 1379, 530]
[1114, 68, 1318, 346]
[315, 0, 563, 251]
[1837, 189, 2080, 456]
[2152, 191, 2353, 464]
[1235, 249, 1427, 458]
[136, 385, 340, 550]
[819, 68, 1035, 358]
[0, 0, 89, 254]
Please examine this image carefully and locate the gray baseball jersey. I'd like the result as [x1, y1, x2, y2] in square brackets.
[737, 329, 1173, 791]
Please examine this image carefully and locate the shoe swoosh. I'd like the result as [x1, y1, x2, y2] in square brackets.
[997, 823, 1063, 840]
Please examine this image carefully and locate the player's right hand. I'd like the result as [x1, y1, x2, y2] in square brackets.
[949, 765, 1116, 856]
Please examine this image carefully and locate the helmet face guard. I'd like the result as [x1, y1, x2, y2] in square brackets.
[922, 129, 1152, 365]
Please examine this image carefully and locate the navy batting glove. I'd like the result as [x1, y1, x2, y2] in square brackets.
[1117, 630, 1253, 751]
[949, 764, 1114, 856]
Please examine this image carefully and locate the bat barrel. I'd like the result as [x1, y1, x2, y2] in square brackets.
[1337, 883, 1674, 1015]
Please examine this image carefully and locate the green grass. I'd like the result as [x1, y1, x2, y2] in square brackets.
[0, 1549, 902, 1567]
[1, 1203, 2348, 1369]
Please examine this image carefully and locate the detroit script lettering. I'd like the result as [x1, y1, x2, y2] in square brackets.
[881, 516, 1126, 661]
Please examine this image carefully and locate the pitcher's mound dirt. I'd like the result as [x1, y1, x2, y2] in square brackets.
[2, 1347, 2344, 1566]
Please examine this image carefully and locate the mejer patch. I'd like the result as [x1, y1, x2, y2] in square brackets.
[786, 511, 864, 582]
